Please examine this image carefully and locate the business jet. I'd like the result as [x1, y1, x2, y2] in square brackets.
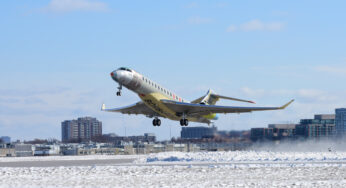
[102, 67, 294, 126]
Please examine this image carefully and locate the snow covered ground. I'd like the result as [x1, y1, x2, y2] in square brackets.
[135, 151, 346, 164]
[1, 151, 346, 187]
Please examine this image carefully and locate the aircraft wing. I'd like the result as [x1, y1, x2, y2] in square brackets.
[161, 99, 294, 116]
[101, 102, 159, 117]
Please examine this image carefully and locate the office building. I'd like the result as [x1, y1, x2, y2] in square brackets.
[250, 128, 273, 141]
[336, 108, 346, 137]
[181, 126, 217, 139]
[0, 136, 11, 144]
[62, 117, 102, 142]
[295, 114, 335, 139]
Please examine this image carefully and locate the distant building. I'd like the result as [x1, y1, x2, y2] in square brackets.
[251, 114, 336, 142]
[181, 126, 217, 139]
[0, 136, 11, 144]
[33, 145, 60, 156]
[295, 114, 335, 139]
[128, 133, 156, 143]
[98, 133, 156, 146]
[14, 144, 33, 157]
[336, 108, 346, 137]
[268, 124, 296, 140]
[62, 117, 102, 142]
[250, 128, 273, 141]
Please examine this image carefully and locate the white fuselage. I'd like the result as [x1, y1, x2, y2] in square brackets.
[111, 68, 194, 121]
[111, 68, 187, 103]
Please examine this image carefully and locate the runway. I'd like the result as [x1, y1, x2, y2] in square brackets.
[2, 157, 346, 168]
[0, 158, 136, 168]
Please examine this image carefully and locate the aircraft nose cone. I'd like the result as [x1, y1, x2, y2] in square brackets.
[110, 71, 117, 81]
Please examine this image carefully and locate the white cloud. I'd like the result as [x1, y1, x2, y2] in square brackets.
[227, 20, 285, 32]
[226, 25, 237, 32]
[313, 65, 346, 75]
[187, 16, 212, 25]
[43, 0, 109, 13]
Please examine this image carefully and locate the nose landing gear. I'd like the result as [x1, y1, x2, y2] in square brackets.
[116, 85, 122, 96]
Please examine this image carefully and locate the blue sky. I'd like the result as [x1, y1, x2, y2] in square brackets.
[1, 0, 346, 141]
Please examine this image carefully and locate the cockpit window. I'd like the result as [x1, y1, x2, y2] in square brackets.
[118, 67, 132, 72]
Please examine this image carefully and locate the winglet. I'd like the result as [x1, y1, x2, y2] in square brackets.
[279, 99, 294, 109]
[101, 103, 106, 111]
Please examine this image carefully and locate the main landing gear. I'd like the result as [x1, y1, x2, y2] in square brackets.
[116, 84, 122, 96]
[180, 119, 188, 126]
[153, 118, 161, 126]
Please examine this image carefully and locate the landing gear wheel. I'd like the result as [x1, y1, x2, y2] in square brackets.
[157, 119, 161, 126]
[184, 119, 188, 126]
[153, 118, 161, 126]
[180, 119, 188, 126]
[180, 119, 184, 126]
[116, 91, 121, 96]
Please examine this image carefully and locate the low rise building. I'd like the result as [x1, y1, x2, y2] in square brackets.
[181, 126, 217, 139]
[14, 144, 33, 157]
[0, 144, 15, 157]
[33, 145, 60, 156]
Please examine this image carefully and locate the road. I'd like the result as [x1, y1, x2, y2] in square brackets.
[2, 158, 346, 168]
[0, 158, 136, 167]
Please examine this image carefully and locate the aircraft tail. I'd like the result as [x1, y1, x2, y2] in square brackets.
[191, 89, 255, 105]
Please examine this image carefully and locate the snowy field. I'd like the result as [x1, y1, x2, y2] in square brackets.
[1, 151, 346, 187]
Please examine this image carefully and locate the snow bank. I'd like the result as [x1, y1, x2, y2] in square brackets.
[134, 151, 346, 164]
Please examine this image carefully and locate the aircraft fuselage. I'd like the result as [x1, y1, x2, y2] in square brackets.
[110, 67, 210, 123]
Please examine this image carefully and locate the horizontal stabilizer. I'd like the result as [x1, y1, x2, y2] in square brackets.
[191, 89, 255, 105]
